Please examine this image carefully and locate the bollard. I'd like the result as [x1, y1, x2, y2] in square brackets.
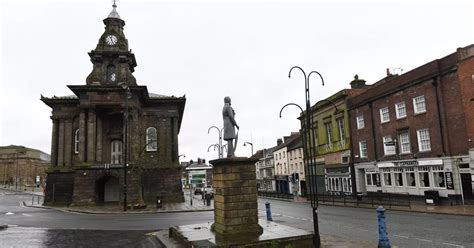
[377, 206, 391, 248]
[265, 202, 273, 221]
[32, 196, 34, 205]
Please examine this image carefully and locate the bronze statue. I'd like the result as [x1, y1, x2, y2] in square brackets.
[222, 96, 239, 157]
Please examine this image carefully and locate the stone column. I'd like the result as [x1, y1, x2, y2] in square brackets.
[57, 119, 65, 167]
[50, 118, 59, 167]
[78, 111, 87, 162]
[87, 110, 96, 162]
[96, 117, 102, 162]
[64, 118, 73, 167]
[211, 157, 263, 237]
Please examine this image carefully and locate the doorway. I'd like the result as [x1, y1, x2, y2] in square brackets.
[96, 176, 120, 203]
[461, 174, 473, 201]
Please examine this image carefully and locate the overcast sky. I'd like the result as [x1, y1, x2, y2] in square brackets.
[1, 0, 472, 163]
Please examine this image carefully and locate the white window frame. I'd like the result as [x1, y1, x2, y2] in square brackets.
[395, 102, 407, 119]
[379, 107, 390, 123]
[432, 166, 446, 189]
[337, 118, 345, 145]
[359, 141, 368, 158]
[399, 131, 411, 154]
[418, 166, 431, 188]
[417, 129, 431, 152]
[325, 122, 333, 146]
[413, 95, 426, 114]
[146, 127, 158, 151]
[383, 136, 396, 156]
[356, 115, 365, 129]
[405, 167, 416, 187]
[382, 168, 392, 186]
[393, 168, 404, 187]
[74, 129, 80, 154]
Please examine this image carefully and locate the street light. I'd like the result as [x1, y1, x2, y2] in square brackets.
[120, 83, 132, 212]
[243, 142, 254, 156]
[208, 126, 224, 158]
[282, 66, 324, 248]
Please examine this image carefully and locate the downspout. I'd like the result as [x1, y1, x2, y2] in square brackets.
[347, 107, 357, 194]
[368, 102, 378, 160]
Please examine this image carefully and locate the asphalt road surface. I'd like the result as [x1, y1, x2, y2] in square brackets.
[1, 189, 473, 247]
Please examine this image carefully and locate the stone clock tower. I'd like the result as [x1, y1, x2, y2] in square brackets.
[86, 4, 137, 87]
[41, 4, 186, 206]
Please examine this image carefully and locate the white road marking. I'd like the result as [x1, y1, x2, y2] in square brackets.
[442, 243, 464, 248]
[5, 212, 15, 215]
[393, 234, 409, 239]
[21, 213, 32, 217]
[415, 238, 433, 242]
[356, 228, 369, 232]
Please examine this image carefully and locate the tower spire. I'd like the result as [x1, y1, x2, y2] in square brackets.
[108, 0, 121, 19]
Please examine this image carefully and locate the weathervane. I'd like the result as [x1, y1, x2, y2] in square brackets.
[112, 0, 117, 8]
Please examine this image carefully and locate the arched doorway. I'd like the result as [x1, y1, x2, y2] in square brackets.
[96, 176, 120, 203]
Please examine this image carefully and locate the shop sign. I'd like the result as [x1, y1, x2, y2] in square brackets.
[445, 172, 454, 190]
[394, 160, 418, 167]
[418, 159, 443, 166]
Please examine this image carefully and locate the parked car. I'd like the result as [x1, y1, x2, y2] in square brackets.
[194, 187, 203, 195]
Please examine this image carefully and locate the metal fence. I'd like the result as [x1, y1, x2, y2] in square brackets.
[258, 191, 412, 209]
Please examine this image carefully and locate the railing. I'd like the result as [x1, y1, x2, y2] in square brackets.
[257, 191, 294, 200]
[258, 190, 412, 209]
[312, 192, 411, 209]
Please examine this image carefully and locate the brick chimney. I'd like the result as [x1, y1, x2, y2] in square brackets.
[350, 74, 366, 89]
[277, 138, 283, 146]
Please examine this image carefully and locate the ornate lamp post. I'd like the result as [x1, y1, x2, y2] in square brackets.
[208, 126, 224, 158]
[243, 142, 254, 156]
[279, 66, 324, 248]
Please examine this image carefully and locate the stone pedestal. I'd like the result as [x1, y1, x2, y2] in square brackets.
[210, 157, 263, 237]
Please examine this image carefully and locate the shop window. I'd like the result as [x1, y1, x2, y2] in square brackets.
[366, 174, 373, 186]
[433, 166, 445, 188]
[419, 166, 430, 187]
[382, 168, 392, 186]
[405, 167, 416, 187]
[394, 168, 403, 186]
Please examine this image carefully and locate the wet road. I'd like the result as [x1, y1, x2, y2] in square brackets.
[1, 189, 474, 247]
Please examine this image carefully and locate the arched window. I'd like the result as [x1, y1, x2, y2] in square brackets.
[74, 129, 80, 154]
[107, 65, 116, 84]
[146, 127, 157, 151]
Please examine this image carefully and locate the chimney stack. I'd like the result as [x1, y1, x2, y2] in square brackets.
[277, 138, 283, 146]
[350, 74, 366, 89]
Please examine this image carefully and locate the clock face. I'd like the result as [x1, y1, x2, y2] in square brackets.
[105, 35, 118, 46]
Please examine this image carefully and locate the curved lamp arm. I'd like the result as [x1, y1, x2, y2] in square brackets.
[279, 103, 304, 118]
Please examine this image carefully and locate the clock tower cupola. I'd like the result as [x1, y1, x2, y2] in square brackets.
[86, 2, 137, 86]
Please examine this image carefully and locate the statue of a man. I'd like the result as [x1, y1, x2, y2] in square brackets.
[222, 96, 239, 157]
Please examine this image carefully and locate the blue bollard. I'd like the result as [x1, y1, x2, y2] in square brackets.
[377, 206, 391, 248]
[265, 201, 273, 221]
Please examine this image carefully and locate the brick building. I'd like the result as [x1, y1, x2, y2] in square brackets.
[347, 44, 474, 204]
[0, 145, 50, 189]
[307, 78, 368, 196]
[40, 5, 186, 206]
